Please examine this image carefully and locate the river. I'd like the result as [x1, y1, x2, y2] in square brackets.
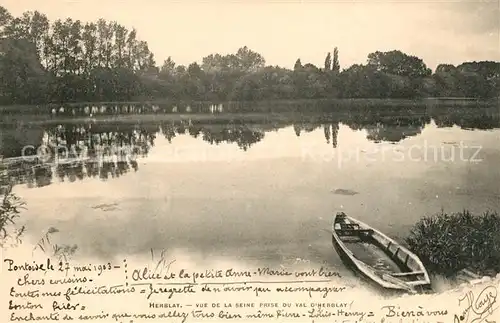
[1, 104, 499, 288]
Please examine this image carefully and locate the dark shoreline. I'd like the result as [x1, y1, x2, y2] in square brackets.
[0, 97, 497, 114]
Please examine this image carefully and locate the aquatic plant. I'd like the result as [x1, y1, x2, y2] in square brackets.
[405, 209, 500, 277]
[0, 162, 26, 247]
[34, 226, 78, 261]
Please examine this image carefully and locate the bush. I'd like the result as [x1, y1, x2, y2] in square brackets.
[405, 209, 500, 277]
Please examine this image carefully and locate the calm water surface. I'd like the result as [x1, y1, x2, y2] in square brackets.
[2, 109, 499, 279]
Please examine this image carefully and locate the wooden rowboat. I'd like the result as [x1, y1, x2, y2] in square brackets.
[332, 212, 431, 293]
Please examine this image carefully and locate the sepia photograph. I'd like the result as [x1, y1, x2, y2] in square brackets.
[0, 0, 499, 322]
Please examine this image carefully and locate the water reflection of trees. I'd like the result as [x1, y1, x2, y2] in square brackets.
[2, 123, 152, 188]
[324, 123, 340, 148]
[41, 123, 153, 183]
[8, 161, 53, 188]
[1, 106, 498, 189]
[200, 126, 265, 151]
[159, 121, 266, 151]
[433, 112, 500, 130]
[291, 112, 431, 144]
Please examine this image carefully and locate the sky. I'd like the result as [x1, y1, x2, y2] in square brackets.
[2, 0, 499, 71]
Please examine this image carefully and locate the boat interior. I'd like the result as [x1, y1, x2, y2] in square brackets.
[334, 214, 427, 284]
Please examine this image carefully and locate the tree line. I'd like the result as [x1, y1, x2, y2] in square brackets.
[0, 6, 498, 105]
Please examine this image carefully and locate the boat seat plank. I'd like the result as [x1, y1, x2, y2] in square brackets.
[391, 271, 424, 277]
[337, 229, 373, 237]
[337, 229, 374, 236]
[340, 223, 361, 230]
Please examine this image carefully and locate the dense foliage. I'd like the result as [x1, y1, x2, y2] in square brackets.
[405, 210, 500, 277]
[0, 6, 498, 105]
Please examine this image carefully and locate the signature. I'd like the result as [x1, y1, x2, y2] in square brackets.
[454, 285, 498, 323]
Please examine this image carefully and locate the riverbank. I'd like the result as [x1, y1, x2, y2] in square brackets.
[0, 112, 298, 127]
[0, 102, 498, 128]
[0, 97, 496, 115]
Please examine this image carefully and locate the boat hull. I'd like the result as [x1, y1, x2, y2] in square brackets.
[331, 214, 432, 293]
[332, 234, 431, 294]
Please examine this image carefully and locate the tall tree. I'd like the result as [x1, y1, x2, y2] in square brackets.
[5, 11, 50, 59]
[294, 58, 302, 71]
[81, 22, 98, 75]
[31, 12, 50, 62]
[96, 19, 113, 68]
[1, 10, 50, 64]
[332, 47, 340, 73]
[135, 40, 155, 72]
[125, 28, 137, 70]
[235, 46, 265, 71]
[112, 22, 128, 68]
[159, 56, 176, 78]
[67, 19, 82, 74]
[367, 50, 431, 78]
[51, 19, 70, 74]
[324, 52, 332, 71]
[0, 6, 12, 36]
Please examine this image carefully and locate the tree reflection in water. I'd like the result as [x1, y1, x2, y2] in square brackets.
[1, 106, 498, 189]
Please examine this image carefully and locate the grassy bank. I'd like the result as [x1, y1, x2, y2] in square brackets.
[405, 209, 500, 278]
